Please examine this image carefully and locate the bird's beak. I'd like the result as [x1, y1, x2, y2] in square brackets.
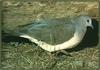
[90, 25, 94, 29]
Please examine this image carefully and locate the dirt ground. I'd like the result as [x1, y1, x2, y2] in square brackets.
[1, 0, 99, 70]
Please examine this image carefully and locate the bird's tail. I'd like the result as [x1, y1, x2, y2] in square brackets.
[2, 28, 21, 37]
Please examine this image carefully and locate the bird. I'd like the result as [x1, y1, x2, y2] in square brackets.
[10, 15, 93, 52]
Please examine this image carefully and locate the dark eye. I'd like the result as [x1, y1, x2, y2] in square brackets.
[87, 20, 89, 23]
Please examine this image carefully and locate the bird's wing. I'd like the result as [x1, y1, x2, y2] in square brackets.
[17, 18, 76, 45]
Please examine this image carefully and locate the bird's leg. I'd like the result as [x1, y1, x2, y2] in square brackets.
[47, 52, 57, 59]
[60, 50, 71, 56]
[55, 50, 72, 57]
[47, 50, 72, 59]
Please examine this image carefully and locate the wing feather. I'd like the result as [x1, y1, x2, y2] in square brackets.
[18, 18, 76, 45]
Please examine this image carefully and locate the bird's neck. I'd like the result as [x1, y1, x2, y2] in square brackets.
[75, 26, 87, 41]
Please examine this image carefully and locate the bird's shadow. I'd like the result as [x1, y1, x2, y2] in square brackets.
[2, 33, 32, 44]
[66, 19, 99, 52]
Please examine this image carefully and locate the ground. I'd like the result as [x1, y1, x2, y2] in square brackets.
[1, 0, 99, 70]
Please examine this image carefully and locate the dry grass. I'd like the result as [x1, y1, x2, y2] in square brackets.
[2, 0, 99, 70]
[1, 42, 99, 70]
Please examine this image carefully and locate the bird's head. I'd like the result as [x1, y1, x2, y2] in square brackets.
[75, 15, 93, 29]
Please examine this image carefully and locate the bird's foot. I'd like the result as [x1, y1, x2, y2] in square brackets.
[55, 50, 72, 57]
[46, 50, 72, 61]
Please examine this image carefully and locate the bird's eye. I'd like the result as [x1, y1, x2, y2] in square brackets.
[87, 19, 89, 23]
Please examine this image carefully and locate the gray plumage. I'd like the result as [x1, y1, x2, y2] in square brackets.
[14, 15, 93, 52]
